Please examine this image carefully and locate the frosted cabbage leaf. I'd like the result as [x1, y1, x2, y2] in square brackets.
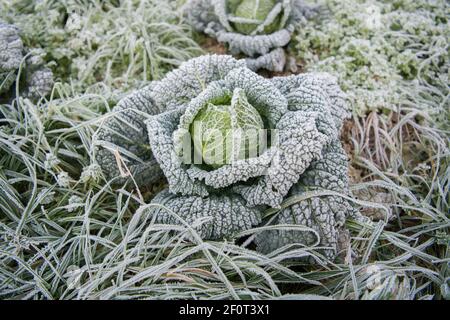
[0, 20, 53, 101]
[185, 0, 319, 72]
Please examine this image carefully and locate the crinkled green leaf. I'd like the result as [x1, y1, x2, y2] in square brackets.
[189, 88, 264, 168]
[151, 55, 246, 110]
[234, 111, 327, 208]
[271, 72, 349, 132]
[147, 106, 209, 196]
[232, 0, 280, 35]
[246, 47, 286, 72]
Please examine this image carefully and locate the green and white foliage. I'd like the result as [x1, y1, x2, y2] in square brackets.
[0, 20, 53, 101]
[0, 0, 204, 93]
[294, 0, 449, 117]
[255, 140, 367, 260]
[185, 0, 317, 72]
[93, 82, 164, 187]
[97, 54, 361, 259]
[0, 20, 23, 95]
[145, 189, 261, 240]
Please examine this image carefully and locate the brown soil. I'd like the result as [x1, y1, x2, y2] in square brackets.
[201, 37, 227, 55]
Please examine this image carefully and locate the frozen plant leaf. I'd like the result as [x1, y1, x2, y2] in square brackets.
[0, 20, 53, 101]
[256, 140, 367, 260]
[185, 0, 319, 71]
[94, 82, 164, 186]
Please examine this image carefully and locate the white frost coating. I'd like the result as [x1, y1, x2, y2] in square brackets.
[185, 0, 319, 71]
[216, 28, 292, 56]
[246, 47, 286, 72]
[256, 140, 356, 260]
[0, 20, 23, 95]
[140, 189, 261, 239]
[186, 148, 276, 189]
[151, 55, 246, 110]
[233, 111, 327, 208]
[222, 66, 287, 125]
[271, 72, 350, 131]
[0, 20, 54, 100]
[94, 82, 164, 186]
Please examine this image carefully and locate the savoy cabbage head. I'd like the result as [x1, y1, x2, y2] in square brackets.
[0, 20, 53, 102]
[185, 0, 318, 72]
[94, 55, 365, 260]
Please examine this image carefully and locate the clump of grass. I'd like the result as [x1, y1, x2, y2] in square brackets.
[0, 0, 204, 92]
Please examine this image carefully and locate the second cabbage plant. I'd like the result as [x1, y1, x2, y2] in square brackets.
[94, 55, 365, 261]
[186, 0, 317, 72]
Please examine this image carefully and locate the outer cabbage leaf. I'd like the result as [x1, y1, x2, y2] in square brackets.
[233, 111, 327, 208]
[140, 188, 261, 239]
[271, 72, 349, 132]
[185, 0, 318, 71]
[151, 55, 246, 111]
[0, 20, 23, 95]
[0, 21, 54, 101]
[148, 56, 336, 210]
[245, 47, 286, 72]
[94, 83, 164, 186]
[216, 28, 292, 57]
[255, 140, 359, 260]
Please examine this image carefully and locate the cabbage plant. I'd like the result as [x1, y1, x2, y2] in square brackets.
[185, 0, 317, 72]
[94, 55, 366, 260]
[0, 20, 53, 101]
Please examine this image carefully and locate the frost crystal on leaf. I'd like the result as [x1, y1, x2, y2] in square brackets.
[67, 195, 84, 213]
[255, 140, 359, 259]
[44, 153, 60, 170]
[94, 83, 164, 186]
[139, 189, 261, 240]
